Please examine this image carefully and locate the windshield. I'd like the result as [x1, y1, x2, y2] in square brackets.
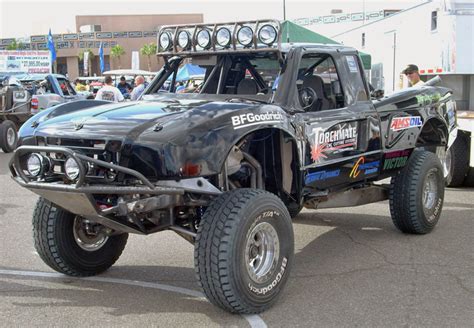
[145, 53, 283, 102]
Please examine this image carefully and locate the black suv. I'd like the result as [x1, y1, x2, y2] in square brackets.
[10, 20, 455, 314]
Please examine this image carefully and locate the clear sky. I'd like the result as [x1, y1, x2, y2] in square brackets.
[0, 0, 422, 39]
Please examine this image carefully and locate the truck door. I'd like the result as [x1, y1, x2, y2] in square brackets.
[294, 51, 382, 189]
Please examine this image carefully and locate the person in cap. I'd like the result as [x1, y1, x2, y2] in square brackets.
[403, 64, 425, 87]
[116, 75, 132, 98]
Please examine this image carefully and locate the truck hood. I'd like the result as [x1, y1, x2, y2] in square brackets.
[32, 98, 259, 140]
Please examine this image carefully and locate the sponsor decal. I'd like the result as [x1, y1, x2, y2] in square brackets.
[249, 257, 288, 295]
[383, 150, 411, 170]
[231, 112, 283, 130]
[310, 122, 358, 163]
[305, 169, 341, 184]
[390, 116, 423, 131]
[350, 157, 380, 178]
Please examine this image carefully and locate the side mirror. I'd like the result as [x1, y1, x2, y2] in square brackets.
[371, 89, 384, 100]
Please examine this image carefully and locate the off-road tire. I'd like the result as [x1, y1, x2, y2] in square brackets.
[445, 134, 469, 187]
[195, 189, 294, 314]
[0, 120, 18, 153]
[32, 197, 128, 276]
[389, 151, 445, 234]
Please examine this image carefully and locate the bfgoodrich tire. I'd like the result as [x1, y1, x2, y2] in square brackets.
[194, 189, 294, 314]
[389, 151, 445, 234]
[0, 120, 18, 153]
[32, 198, 128, 276]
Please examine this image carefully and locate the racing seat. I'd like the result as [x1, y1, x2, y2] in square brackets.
[237, 79, 258, 95]
[302, 75, 330, 111]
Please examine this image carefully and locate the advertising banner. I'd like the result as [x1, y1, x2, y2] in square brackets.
[0, 50, 51, 73]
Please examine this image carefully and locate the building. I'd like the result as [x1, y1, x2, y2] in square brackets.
[0, 14, 203, 79]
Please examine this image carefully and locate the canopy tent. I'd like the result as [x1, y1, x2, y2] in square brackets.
[170, 63, 206, 82]
[280, 21, 372, 70]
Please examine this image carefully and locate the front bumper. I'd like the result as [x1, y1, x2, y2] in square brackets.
[10, 145, 220, 233]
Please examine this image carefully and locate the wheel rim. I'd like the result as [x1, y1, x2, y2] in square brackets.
[73, 216, 109, 251]
[6, 127, 16, 148]
[245, 221, 280, 284]
[422, 169, 439, 220]
[443, 148, 452, 178]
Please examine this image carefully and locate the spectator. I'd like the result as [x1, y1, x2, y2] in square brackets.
[117, 76, 132, 98]
[130, 75, 146, 101]
[402, 64, 425, 87]
[75, 79, 87, 92]
[95, 76, 124, 102]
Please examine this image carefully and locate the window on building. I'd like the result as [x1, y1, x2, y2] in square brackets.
[431, 11, 438, 31]
[361, 33, 366, 47]
[94, 25, 102, 32]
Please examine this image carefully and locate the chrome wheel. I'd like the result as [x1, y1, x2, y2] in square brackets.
[73, 217, 109, 251]
[422, 169, 439, 220]
[244, 221, 280, 284]
[6, 127, 16, 148]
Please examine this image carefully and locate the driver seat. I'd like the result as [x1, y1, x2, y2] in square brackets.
[302, 75, 330, 111]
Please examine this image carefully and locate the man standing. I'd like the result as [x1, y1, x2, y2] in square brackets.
[130, 75, 146, 101]
[402, 64, 425, 87]
[117, 76, 132, 98]
[95, 76, 124, 102]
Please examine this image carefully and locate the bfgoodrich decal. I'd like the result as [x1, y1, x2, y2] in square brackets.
[231, 112, 283, 129]
[310, 122, 358, 163]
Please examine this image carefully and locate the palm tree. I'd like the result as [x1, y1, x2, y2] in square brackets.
[140, 43, 157, 71]
[110, 44, 125, 69]
[78, 49, 95, 76]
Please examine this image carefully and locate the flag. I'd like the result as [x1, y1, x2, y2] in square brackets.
[99, 42, 105, 73]
[47, 29, 56, 63]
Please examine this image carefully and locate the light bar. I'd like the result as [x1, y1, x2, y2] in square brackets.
[156, 19, 281, 56]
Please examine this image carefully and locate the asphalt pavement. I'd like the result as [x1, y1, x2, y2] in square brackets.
[0, 151, 473, 327]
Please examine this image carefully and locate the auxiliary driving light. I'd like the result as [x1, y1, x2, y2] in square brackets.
[216, 27, 232, 47]
[237, 26, 254, 47]
[258, 24, 277, 45]
[159, 32, 172, 51]
[196, 29, 212, 49]
[64, 157, 81, 181]
[177, 30, 191, 49]
[27, 153, 44, 177]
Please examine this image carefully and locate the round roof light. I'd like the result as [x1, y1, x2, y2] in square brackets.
[159, 32, 172, 51]
[196, 29, 212, 49]
[27, 153, 43, 177]
[177, 30, 191, 50]
[216, 27, 232, 47]
[64, 157, 81, 181]
[237, 26, 254, 47]
[258, 24, 277, 45]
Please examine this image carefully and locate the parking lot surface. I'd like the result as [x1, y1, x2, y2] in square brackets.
[0, 151, 473, 327]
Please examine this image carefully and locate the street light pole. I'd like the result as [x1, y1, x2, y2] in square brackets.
[283, 0, 286, 21]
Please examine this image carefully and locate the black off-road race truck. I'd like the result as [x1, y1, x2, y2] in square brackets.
[9, 20, 456, 314]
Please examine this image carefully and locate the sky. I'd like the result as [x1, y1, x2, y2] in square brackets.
[0, 0, 424, 39]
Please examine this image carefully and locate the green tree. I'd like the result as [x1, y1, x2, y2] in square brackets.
[140, 43, 157, 71]
[78, 49, 95, 76]
[6, 39, 24, 50]
[110, 44, 125, 69]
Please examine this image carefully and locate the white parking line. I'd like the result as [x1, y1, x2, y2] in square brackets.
[0, 269, 267, 328]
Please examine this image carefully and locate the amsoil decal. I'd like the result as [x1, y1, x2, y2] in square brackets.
[390, 116, 423, 131]
[305, 169, 340, 184]
[383, 150, 411, 170]
[349, 156, 380, 178]
[231, 112, 283, 130]
[310, 122, 358, 163]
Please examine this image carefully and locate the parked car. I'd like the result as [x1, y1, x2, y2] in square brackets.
[9, 20, 454, 313]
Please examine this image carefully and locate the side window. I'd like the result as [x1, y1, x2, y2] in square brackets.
[298, 54, 344, 111]
[344, 55, 368, 101]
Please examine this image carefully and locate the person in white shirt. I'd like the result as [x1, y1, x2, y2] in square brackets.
[402, 64, 425, 88]
[95, 76, 124, 102]
[130, 75, 146, 101]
